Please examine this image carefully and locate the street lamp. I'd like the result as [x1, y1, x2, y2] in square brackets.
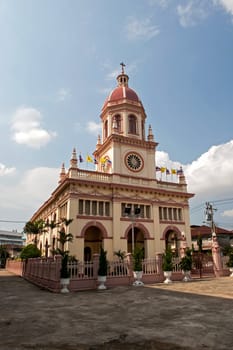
[124, 206, 141, 253]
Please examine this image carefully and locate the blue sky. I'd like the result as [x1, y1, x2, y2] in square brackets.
[1, 0, 233, 232]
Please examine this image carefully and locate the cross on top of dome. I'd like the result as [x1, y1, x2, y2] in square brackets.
[120, 62, 126, 74]
[117, 62, 129, 87]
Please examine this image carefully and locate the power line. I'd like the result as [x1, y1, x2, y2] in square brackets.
[190, 203, 205, 214]
[0, 220, 26, 224]
[190, 197, 233, 214]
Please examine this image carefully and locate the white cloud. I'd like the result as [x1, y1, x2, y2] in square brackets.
[125, 16, 160, 41]
[185, 140, 233, 197]
[177, 1, 209, 27]
[19, 167, 60, 205]
[86, 121, 101, 135]
[156, 150, 182, 169]
[156, 140, 233, 226]
[0, 167, 59, 231]
[56, 88, 71, 101]
[213, 0, 233, 15]
[0, 163, 16, 176]
[222, 209, 233, 217]
[11, 107, 57, 149]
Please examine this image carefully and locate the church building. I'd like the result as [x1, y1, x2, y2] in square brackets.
[28, 64, 194, 261]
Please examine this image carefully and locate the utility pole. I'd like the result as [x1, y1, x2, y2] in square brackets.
[205, 202, 217, 235]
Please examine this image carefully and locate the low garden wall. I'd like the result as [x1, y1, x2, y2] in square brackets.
[6, 252, 229, 293]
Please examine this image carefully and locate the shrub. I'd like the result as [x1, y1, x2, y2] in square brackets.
[132, 247, 144, 271]
[20, 244, 41, 260]
[162, 247, 173, 271]
[98, 248, 108, 276]
[179, 248, 192, 272]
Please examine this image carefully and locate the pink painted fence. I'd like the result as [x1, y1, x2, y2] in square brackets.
[5, 251, 230, 293]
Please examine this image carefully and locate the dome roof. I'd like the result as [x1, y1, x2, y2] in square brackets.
[102, 86, 140, 109]
[102, 66, 142, 110]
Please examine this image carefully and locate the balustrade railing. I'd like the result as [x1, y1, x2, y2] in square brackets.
[6, 251, 230, 293]
[107, 260, 129, 277]
[68, 261, 94, 279]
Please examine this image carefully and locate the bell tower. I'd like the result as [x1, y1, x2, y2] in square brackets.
[93, 64, 158, 179]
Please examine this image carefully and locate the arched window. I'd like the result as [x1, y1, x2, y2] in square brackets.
[128, 115, 137, 134]
[104, 120, 108, 139]
[113, 114, 121, 133]
[165, 230, 180, 257]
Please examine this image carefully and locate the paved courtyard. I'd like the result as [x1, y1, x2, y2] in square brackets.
[0, 269, 232, 350]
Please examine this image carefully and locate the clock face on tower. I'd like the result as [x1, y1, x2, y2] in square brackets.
[125, 152, 143, 172]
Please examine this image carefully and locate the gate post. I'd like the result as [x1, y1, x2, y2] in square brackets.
[212, 233, 224, 277]
[156, 253, 163, 274]
[180, 232, 187, 258]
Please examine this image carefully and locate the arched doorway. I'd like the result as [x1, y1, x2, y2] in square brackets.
[165, 230, 180, 256]
[127, 226, 145, 257]
[84, 226, 103, 261]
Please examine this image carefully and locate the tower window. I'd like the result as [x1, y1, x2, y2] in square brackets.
[104, 120, 108, 139]
[128, 115, 137, 134]
[113, 114, 121, 133]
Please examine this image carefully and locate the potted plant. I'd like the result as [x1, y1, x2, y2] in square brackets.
[162, 247, 173, 284]
[179, 248, 192, 282]
[132, 246, 144, 286]
[97, 248, 108, 290]
[226, 252, 233, 277]
[55, 221, 73, 293]
[60, 252, 71, 293]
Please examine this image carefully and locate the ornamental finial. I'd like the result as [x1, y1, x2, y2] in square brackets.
[120, 62, 126, 74]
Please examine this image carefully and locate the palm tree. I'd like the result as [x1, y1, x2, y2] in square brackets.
[56, 219, 74, 279]
[57, 229, 73, 253]
[60, 218, 73, 227]
[114, 249, 126, 261]
[23, 219, 46, 246]
[46, 220, 59, 230]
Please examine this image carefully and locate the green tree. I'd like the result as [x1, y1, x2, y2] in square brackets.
[114, 249, 126, 261]
[23, 220, 46, 245]
[162, 247, 173, 271]
[132, 246, 144, 271]
[54, 218, 74, 278]
[20, 244, 41, 259]
[98, 248, 108, 276]
[179, 248, 193, 272]
[0, 245, 10, 268]
[45, 220, 59, 230]
[57, 230, 73, 253]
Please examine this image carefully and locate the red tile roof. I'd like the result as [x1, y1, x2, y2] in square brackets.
[191, 225, 233, 237]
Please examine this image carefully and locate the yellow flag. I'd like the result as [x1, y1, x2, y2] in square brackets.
[86, 155, 93, 162]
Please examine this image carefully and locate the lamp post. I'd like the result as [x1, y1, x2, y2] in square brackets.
[124, 206, 141, 253]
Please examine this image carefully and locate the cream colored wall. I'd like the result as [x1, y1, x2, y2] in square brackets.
[33, 185, 193, 261]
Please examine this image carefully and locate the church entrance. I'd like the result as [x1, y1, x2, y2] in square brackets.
[127, 227, 145, 257]
[165, 230, 180, 256]
[84, 226, 103, 261]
